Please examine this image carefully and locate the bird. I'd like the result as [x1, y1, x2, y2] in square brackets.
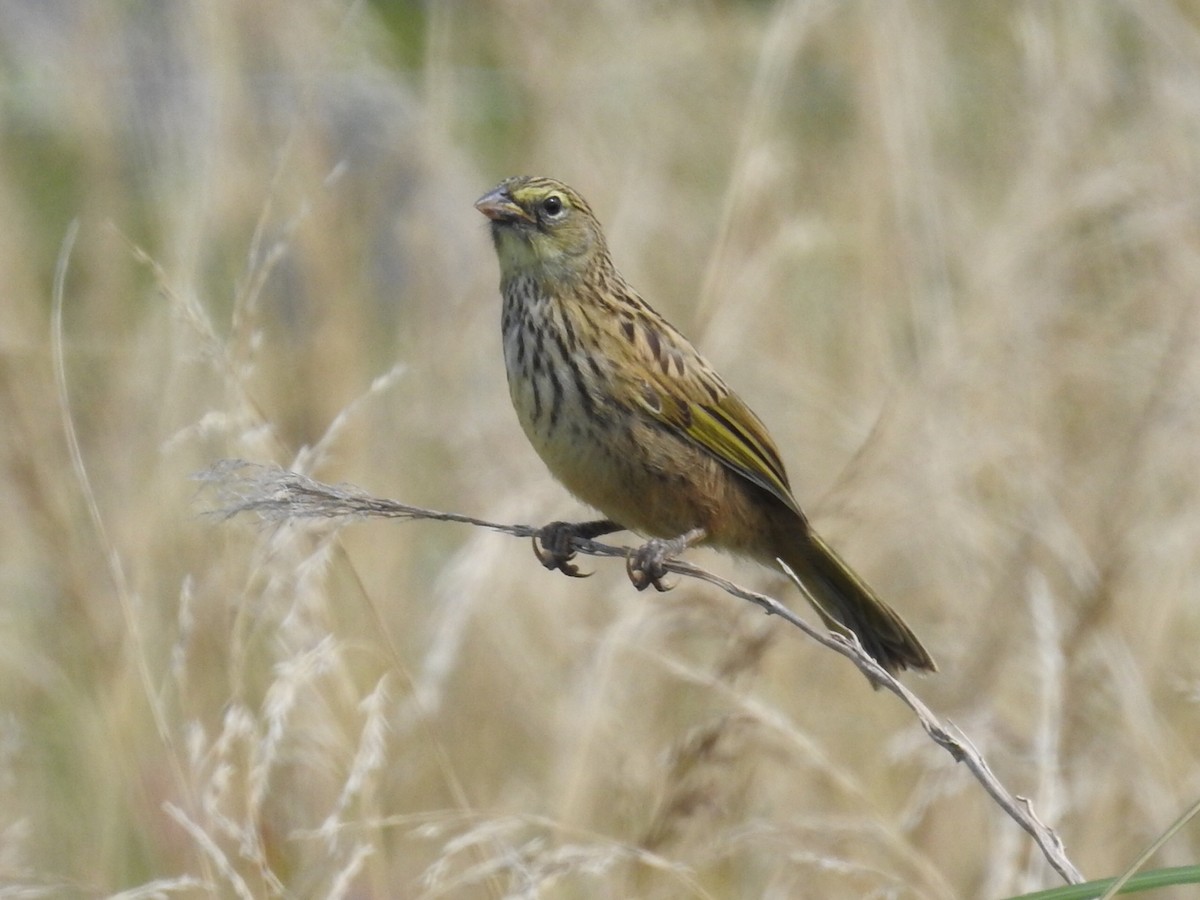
[475, 175, 935, 676]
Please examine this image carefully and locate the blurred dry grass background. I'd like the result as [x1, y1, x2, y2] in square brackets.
[2, 0, 1200, 896]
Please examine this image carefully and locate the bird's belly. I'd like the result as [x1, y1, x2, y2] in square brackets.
[516, 390, 765, 547]
[538, 423, 707, 538]
[508, 369, 654, 524]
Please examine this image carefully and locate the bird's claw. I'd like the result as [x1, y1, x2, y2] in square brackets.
[626, 539, 676, 592]
[533, 522, 592, 579]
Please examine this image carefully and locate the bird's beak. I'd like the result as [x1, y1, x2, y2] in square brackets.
[475, 187, 533, 224]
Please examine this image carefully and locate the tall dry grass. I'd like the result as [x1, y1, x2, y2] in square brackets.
[1, 1, 1199, 896]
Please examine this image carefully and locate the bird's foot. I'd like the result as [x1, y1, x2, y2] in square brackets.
[533, 519, 621, 578]
[626, 528, 707, 592]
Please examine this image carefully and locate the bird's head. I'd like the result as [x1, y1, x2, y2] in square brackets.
[475, 176, 607, 283]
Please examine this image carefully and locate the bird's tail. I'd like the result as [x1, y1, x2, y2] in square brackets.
[779, 531, 935, 676]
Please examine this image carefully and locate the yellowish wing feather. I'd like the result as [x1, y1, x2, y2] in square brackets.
[636, 381, 802, 517]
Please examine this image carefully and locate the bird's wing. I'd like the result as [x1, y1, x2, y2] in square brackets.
[626, 318, 803, 518]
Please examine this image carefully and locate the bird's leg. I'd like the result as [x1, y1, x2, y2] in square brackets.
[533, 519, 623, 578]
[627, 527, 708, 592]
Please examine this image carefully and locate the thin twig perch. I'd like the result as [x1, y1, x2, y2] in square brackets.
[197, 459, 1085, 886]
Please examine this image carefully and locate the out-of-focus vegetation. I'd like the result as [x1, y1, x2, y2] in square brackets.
[1, 1, 1199, 896]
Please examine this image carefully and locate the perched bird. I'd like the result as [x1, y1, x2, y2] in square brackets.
[476, 175, 935, 676]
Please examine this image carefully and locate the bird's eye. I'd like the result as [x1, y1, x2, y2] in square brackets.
[541, 195, 564, 217]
